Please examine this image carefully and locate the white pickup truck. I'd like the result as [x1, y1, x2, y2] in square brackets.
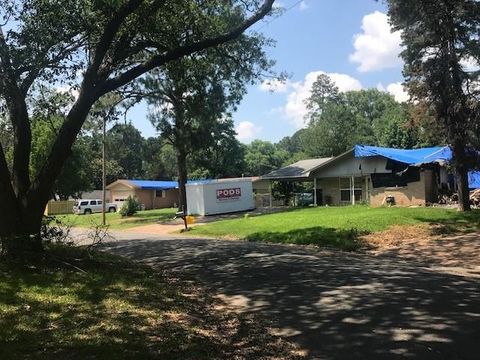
[73, 199, 118, 215]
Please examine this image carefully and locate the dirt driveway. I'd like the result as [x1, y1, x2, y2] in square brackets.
[102, 232, 480, 360]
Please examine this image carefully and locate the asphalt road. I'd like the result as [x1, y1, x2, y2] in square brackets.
[99, 232, 480, 360]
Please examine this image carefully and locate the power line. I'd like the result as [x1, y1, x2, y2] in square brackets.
[254, 0, 305, 32]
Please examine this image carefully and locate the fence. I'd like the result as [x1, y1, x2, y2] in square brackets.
[254, 193, 284, 208]
[44, 200, 76, 215]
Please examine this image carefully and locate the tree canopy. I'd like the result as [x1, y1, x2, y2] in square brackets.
[0, 0, 276, 254]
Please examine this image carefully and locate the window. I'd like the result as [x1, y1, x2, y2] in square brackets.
[340, 189, 351, 202]
[371, 168, 420, 188]
[156, 190, 166, 198]
[80, 201, 88, 206]
[98, 201, 102, 205]
[339, 177, 363, 203]
[354, 189, 362, 202]
[90, 200, 97, 205]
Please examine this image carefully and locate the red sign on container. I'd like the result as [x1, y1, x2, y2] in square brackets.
[216, 187, 241, 201]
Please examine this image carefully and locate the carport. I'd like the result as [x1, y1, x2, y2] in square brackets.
[260, 158, 333, 206]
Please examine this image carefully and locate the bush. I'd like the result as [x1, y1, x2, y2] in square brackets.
[119, 196, 141, 217]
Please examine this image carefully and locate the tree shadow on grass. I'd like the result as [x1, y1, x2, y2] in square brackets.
[117, 210, 177, 227]
[366, 211, 480, 270]
[414, 209, 480, 235]
[245, 226, 365, 251]
[0, 247, 298, 359]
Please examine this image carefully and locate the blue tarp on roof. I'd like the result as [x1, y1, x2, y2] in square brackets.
[129, 180, 178, 190]
[354, 145, 450, 165]
[469, 171, 480, 189]
[354, 145, 480, 189]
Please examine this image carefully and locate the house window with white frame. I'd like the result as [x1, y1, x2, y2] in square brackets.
[155, 190, 166, 198]
[339, 177, 363, 203]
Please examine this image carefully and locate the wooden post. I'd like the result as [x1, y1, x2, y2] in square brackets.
[365, 176, 369, 204]
[313, 177, 317, 206]
[269, 181, 273, 208]
[182, 205, 188, 231]
[102, 118, 106, 226]
[351, 175, 355, 205]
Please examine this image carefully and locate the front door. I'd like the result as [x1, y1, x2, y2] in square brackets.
[315, 189, 323, 205]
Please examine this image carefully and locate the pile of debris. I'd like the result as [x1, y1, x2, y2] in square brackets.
[437, 190, 480, 208]
[471, 189, 480, 207]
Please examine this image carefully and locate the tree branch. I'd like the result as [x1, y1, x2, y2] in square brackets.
[88, 0, 146, 76]
[98, 0, 275, 95]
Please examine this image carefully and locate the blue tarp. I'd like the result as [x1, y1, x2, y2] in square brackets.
[354, 145, 451, 165]
[469, 171, 480, 189]
[354, 145, 480, 189]
[129, 180, 178, 190]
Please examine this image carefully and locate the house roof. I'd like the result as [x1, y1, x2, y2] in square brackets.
[107, 179, 178, 190]
[186, 178, 254, 186]
[354, 145, 450, 165]
[353, 145, 479, 188]
[107, 178, 259, 190]
[129, 180, 178, 190]
[261, 158, 333, 180]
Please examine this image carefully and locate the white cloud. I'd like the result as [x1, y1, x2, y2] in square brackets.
[299, 1, 308, 11]
[283, 71, 362, 128]
[460, 56, 480, 72]
[386, 82, 409, 103]
[55, 85, 79, 101]
[349, 11, 403, 72]
[235, 121, 262, 142]
[376, 83, 386, 92]
[259, 78, 291, 93]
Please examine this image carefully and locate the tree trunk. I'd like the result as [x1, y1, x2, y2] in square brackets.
[452, 142, 471, 212]
[176, 147, 188, 213]
[457, 168, 471, 212]
[0, 197, 44, 257]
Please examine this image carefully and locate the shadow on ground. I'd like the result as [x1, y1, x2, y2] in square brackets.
[0, 248, 298, 359]
[416, 210, 480, 234]
[245, 226, 362, 251]
[104, 237, 480, 360]
[119, 211, 176, 226]
[370, 231, 480, 272]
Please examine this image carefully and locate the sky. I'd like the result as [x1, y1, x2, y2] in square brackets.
[128, 0, 408, 144]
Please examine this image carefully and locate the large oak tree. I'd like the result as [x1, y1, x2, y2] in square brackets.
[0, 0, 275, 255]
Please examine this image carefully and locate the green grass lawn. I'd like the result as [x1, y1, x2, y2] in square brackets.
[0, 246, 297, 359]
[59, 208, 177, 230]
[188, 206, 480, 250]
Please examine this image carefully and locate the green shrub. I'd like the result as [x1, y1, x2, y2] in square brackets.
[119, 196, 141, 217]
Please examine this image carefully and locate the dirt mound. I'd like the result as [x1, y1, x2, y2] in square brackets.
[360, 224, 435, 249]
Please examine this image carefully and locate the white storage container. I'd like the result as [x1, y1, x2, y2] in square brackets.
[186, 179, 255, 216]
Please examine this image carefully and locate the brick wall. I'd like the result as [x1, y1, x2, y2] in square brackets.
[424, 170, 438, 203]
[370, 171, 429, 207]
[153, 189, 178, 209]
[134, 189, 154, 210]
[317, 178, 340, 205]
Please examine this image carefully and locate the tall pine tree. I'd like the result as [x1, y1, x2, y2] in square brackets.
[387, 0, 480, 211]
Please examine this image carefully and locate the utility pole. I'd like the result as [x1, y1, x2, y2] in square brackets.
[102, 117, 106, 226]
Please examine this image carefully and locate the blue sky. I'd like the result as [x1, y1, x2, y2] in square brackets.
[129, 0, 407, 144]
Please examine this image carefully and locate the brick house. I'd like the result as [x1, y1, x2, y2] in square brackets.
[309, 146, 447, 207]
[261, 145, 476, 207]
[106, 179, 178, 210]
